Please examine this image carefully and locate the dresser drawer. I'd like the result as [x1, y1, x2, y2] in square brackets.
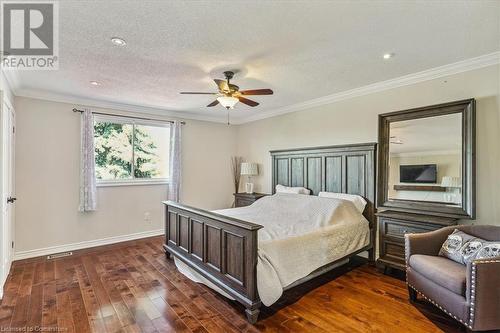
[381, 239, 406, 266]
[383, 219, 434, 239]
[235, 198, 254, 207]
[380, 219, 440, 262]
[377, 211, 457, 272]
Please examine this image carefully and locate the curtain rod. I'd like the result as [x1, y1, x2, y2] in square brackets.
[72, 108, 186, 125]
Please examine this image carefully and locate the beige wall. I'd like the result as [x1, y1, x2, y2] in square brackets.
[14, 97, 237, 253]
[12, 64, 500, 255]
[236, 65, 500, 225]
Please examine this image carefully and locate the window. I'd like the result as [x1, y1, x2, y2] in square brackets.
[94, 116, 170, 185]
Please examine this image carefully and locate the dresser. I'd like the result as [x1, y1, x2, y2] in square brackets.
[233, 192, 268, 207]
[377, 210, 457, 271]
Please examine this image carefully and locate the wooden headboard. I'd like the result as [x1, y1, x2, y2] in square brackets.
[270, 143, 377, 229]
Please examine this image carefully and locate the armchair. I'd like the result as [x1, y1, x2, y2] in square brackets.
[405, 225, 500, 332]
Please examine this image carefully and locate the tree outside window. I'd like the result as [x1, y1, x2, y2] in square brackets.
[94, 117, 170, 182]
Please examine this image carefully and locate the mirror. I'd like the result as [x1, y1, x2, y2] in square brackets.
[388, 113, 462, 205]
[378, 99, 475, 219]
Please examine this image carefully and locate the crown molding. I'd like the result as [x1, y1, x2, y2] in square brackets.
[15, 88, 230, 124]
[6, 52, 500, 125]
[241, 52, 500, 124]
[1, 69, 17, 104]
[2, 69, 21, 92]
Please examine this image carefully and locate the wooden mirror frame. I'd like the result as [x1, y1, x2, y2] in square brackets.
[377, 99, 476, 219]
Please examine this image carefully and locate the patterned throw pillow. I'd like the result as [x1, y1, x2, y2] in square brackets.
[475, 243, 500, 261]
[439, 229, 476, 264]
[439, 229, 500, 265]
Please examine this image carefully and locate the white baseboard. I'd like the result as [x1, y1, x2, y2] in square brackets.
[0, 259, 11, 300]
[13, 229, 165, 261]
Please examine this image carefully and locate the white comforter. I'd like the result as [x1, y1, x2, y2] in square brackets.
[214, 193, 370, 306]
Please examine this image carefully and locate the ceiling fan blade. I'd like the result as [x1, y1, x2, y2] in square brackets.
[207, 100, 219, 107]
[214, 79, 229, 92]
[180, 92, 216, 95]
[238, 97, 259, 107]
[240, 89, 273, 95]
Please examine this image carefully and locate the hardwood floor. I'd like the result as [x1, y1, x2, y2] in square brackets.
[0, 236, 465, 333]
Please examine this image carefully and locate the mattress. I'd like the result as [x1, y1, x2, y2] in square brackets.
[175, 193, 370, 306]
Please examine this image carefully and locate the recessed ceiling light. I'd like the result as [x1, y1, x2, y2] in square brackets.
[111, 37, 127, 46]
[383, 53, 395, 60]
[90, 81, 101, 86]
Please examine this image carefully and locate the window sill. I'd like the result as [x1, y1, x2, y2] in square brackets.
[97, 180, 169, 187]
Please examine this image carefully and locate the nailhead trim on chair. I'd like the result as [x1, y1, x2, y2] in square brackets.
[473, 259, 500, 264]
[406, 282, 473, 329]
[470, 262, 476, 327]
[468, 259, 500, 329]
[404, 234, 410, 266]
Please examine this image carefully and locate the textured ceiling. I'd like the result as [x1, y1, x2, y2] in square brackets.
[6, 0, 500, 122]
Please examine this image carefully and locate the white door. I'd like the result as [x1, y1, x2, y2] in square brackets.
[1, 99, 15, 288]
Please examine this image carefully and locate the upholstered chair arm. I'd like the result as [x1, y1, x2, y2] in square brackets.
[466, 258, 500, 331]
[405, 226, 456, 264]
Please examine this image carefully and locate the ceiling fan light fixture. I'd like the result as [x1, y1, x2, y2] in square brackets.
[217, 96, 238, 109]
[180, 71, 271, 109]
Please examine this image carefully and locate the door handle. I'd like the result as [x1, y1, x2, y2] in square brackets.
[6, 197, 16, 204]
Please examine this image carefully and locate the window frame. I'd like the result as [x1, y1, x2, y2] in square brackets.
[93, 114, 171, 187]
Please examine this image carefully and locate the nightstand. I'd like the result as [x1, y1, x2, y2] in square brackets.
[233, 193, 268, 207]
[376, 210, 457, 272]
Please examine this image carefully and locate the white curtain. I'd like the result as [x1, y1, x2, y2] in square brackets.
[79, 108, 97, 212]
[168, 121, 182, 202]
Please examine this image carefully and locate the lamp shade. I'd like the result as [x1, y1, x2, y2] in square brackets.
[217, 96, 239, 109]
[441, 176, 460, 188]
[240, 162, 258, 176]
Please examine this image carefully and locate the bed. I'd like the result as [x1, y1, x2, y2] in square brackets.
[163, 143, 377, 323]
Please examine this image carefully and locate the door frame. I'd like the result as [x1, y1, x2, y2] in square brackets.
[0, 91, 15, 297]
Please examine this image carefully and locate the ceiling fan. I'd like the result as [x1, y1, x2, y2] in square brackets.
[180, 71, 273, 109]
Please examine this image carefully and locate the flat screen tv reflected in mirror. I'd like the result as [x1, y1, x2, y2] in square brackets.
[399, 164, 437, 183]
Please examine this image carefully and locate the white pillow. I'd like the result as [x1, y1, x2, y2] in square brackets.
[318, 192, 367, 213]
[275, 184, 311, 195]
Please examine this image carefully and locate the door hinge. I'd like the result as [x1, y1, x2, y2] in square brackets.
[12, 126, 15, 134]
[11, 241, 14, 249]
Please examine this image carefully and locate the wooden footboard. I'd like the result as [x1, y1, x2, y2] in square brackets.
[163, 201, 263, 323]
